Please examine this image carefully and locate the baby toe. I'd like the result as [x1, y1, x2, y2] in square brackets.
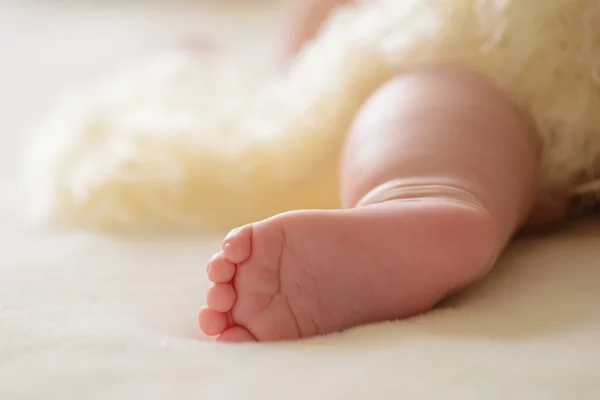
[199, 307, 229, 336]
[207, 252, 236, 283]
[206, 283, 236, 312]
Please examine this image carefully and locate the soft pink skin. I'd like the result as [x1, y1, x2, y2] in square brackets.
[197, 1, 566, 342]
[197, 65, 545, 342]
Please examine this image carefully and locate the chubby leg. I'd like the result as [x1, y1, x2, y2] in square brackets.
[341, 66, 539, 251]
[199, 66, 539, 342]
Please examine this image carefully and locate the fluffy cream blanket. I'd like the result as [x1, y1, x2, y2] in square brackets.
[22, 0, 600, 232]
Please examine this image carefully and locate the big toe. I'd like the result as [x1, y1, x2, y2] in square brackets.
[217, 326, 257, 343]
[222, 224, 253, 263]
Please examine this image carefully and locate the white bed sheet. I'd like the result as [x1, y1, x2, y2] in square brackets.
[1, 2, 600, 399]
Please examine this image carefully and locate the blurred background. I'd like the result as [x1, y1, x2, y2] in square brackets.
[0, 0, 293, 357]
[0, 0, 286, 183]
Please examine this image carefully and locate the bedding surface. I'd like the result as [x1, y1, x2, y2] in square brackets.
[1, 2, 600, 399]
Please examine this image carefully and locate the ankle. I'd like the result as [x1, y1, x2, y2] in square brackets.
[359, 180, 503, 275]
[366, 194, 500, 302]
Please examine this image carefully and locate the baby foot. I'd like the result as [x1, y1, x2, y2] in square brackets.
[199, 199, 497, 342]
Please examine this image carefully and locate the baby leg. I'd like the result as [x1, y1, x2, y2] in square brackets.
[199, 66, 539, 342]
[341, 66, 539, 254]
